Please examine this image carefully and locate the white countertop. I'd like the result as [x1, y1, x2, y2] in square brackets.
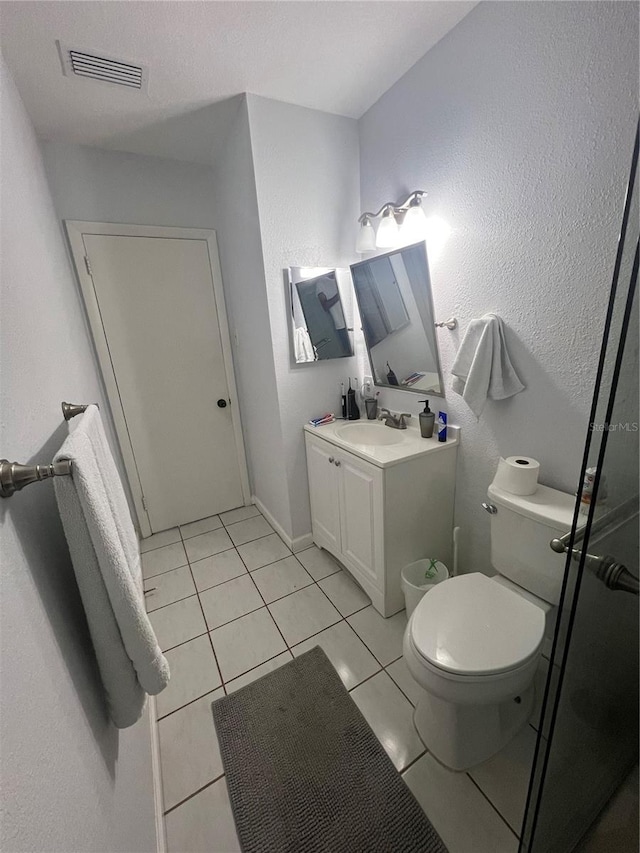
[303, 419, 459, 469]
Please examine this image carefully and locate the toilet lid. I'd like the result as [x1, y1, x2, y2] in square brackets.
[410, 573, 545, 676]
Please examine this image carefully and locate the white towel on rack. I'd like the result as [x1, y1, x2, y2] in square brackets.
[294, 326, 315, 362]
[54, 405, 169, 728]
[451, 313, 524, 417]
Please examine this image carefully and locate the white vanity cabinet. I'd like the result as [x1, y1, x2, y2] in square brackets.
[304, 424, 458, 617]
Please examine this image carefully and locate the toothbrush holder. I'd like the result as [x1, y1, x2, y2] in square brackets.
[365, 399, 378, 420]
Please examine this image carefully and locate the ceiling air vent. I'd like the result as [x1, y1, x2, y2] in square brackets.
[57, 41, 148, 91]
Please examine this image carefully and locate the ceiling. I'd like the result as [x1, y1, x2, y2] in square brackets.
[0, 1, 477, 165]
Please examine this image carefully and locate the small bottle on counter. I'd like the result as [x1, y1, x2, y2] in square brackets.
[437, 411, 447, 442]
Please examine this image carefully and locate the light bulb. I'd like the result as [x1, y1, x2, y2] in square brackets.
[376, 208, 399, 248]
[425, 215, 452, 262]
[355, 218, 376, 253]
[400, 202, 428, 243]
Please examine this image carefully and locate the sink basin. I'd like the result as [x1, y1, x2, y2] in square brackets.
[336, 423, 407, 447]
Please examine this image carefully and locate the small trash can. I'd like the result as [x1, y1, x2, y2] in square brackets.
[401, 558, 449, 617]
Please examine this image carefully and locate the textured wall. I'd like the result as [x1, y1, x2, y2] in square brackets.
[358, 1, 639, 574]
[0, 58, 157, 852]
[42, 140, 217, 229]
[246, 95, 361, 542]
[211, 97, 291, 527]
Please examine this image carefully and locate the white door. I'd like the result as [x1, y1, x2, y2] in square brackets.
[339, 454, 380, 584]
[306, 437, 341, 554]
[67, 222, 249, 536]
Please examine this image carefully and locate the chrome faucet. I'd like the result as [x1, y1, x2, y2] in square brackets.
[378, 409, 412, 429]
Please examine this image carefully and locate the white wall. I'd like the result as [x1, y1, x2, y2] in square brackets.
[41, 141, 217, 229]
[0, 58, 157, 852]
[246, 94, 361, 543]
[211, 97, 292, 529]
[358, 1, 639, 574]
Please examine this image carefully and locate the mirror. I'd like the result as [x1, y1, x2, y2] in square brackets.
[286, 267, 354, 364]
[350, 241, 444, 395]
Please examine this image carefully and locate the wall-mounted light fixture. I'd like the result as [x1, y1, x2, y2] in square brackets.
[356, 190, 428, 253]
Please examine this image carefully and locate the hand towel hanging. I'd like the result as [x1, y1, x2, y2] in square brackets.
[451, 313, 524, 417]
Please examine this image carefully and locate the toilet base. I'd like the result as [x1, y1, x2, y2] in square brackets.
[413, 683, 535, 770]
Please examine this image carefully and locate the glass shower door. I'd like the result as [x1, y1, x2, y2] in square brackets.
[519, 124, 639, 852]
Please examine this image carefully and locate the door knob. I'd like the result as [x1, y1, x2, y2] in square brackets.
[217, 399, 228, 408]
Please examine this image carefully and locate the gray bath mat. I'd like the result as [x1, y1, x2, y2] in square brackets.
[212, 646, 447, 853]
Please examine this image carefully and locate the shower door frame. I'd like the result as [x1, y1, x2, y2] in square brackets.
[519, 122, 639, 851]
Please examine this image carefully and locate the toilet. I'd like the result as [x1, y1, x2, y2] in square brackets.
[403, 478, 576, 770]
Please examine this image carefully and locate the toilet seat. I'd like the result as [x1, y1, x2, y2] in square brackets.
[410, 572, 545, 677]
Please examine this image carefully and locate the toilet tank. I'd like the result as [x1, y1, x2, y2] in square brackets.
[488, 482, 576, 605]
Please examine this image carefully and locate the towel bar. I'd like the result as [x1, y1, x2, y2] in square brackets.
[0, 402, 94, 497]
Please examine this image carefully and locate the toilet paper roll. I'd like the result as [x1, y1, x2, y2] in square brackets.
[493, 456, 540, 495]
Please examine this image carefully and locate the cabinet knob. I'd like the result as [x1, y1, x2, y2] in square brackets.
[334, 460, 341, 467]
[328, 456, 335, 464]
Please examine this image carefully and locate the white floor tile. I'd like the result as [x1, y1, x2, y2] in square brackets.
[403, 753, 519, 853]
[291, 621, 380, 691]
[347, 606, 407, 665]
[577, 764, 639, 853]
[296, 545, 342, 580]
[469, 724, 538, 833]
[268, 585, 341, 646]
[190, 549, 247, 592]
[180, 514, 223, 540]
[350, 671, 424, 772]
[156, 635, 221, 718]
[225, 651, 294, 694]
[165, 777, 240, 853]
[219, 505, 261, 526]
[318, 570, 370, 616]
[250, 556, 313, 603]
[226, 515, 273, 546]
[184, 528, 233, 563]
[199, 574, 263, 630]
[140, 528, 181, 553]
[158, 689, 224, 811]
[386, 657, 425, 707]
[142, 541, 187, 579]
[149, 596, 206, 651]
[144, 565, 196, 612]
[237, 533, 291, 571]
[210, 607, 287, 682]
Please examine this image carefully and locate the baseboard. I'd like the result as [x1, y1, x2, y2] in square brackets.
[148, 696, 166, 853]
[291, 532, 314, 553]
[251, 496, 313, 553]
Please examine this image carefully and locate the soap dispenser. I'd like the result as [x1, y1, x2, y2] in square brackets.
[419, 400, 435, 438]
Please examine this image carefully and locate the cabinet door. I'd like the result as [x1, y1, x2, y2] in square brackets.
[338, 453, 383, 586]
[306, 438, 341, 553]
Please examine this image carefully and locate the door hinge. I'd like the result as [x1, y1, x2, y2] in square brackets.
[84, 255, 93, 276]
[141, 493, 148, 511]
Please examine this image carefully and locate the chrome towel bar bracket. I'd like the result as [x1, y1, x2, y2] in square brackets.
[62, 401, 95, 420]
[434, 317, 458, 330]
[0, 402, 94, 497]
[0, 459, 72, 497]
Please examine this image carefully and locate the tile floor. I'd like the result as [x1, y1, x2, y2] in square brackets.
[142, 506, 546, 853]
